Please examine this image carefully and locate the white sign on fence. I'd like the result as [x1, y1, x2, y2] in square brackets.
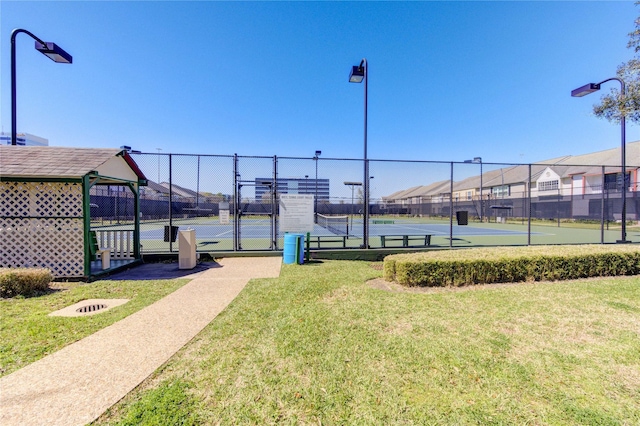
[279, 194, 314, 233]
[219, 210, 230, 224]
[219, 202, 230, 224]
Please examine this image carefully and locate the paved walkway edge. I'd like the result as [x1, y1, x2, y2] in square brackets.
[0, 257, 282, 426]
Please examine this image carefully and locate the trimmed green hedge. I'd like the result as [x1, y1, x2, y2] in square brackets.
[383, 245, 640, 287]
[0, 268, 53, 298]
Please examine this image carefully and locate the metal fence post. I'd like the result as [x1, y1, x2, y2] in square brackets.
[233, 154, 238, 251]
[449, 162, 453, 249]
[601, 166, 605, 244]
[272, 155, 278, 250]
[363, 157, 370, 249]
[168, 153, 173, 252]
[557, 186, 561, 227]
[528, 164, 532, 245]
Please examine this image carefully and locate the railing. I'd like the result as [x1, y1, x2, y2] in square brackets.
[93, 230, 134, 259]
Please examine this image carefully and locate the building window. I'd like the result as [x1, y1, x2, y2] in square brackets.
[538, 180, 559, 191]
[255, 177, 330, 201]
[466, 191, 472, 200]
[491, 185, 510, 197]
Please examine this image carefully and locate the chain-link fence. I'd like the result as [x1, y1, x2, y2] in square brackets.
[89, 152, 640, 253]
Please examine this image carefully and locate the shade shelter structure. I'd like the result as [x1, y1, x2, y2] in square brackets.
[0, 146, 147, 279]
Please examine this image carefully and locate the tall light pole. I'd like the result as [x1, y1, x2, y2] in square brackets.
[349, 58, 369, 248]
[572, 78, 629, 243]
[314, 150, 321, 221]
[11, 29, 72, 145]
[464, 157, 483, 221]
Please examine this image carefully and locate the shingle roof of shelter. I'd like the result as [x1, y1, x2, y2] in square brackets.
[0, 146, 146, 181]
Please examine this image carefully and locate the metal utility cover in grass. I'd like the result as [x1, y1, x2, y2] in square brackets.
[49, 299, 130, 317]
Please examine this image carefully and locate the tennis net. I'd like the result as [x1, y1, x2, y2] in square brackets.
[317, 214, 349, 236]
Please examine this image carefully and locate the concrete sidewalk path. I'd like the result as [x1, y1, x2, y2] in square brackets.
[0, 257, 282, 426]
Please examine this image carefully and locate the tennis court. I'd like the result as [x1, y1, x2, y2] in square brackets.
[138, 217, 532, 240]
[97, 214, 632, 252]
[127, 215, 566, 252]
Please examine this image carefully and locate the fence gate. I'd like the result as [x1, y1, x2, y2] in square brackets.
[233, 155, 278, 251]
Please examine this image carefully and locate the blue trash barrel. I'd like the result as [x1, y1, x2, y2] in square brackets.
[283, 234, 299, 264]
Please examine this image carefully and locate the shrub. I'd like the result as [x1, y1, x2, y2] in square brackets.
[0, 268, 53, 298]
[384, 245, 640, 287]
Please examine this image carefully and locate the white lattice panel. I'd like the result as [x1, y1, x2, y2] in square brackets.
[1, 181, 84, 277]
[0, 182, 31, 217]
[1, 215, 85, 278]
[0, 181, 82, 218]
[33, 182, 83, 217]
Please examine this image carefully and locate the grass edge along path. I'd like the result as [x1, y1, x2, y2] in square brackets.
[0, 278, 190, 378]
[95, 260, 640, 425]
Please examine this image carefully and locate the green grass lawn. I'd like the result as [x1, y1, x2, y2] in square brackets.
[0, 278, 189, 377]
[94, 260, 640, 425]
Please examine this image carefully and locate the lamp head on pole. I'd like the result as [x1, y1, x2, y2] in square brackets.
[34, 41, 72, 64]
[348, 65, 365, 83]
[571, 83, 600, 97]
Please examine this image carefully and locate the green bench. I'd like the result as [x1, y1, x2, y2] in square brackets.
[380, 234, 431, 248]
[308, 235, 348, 249]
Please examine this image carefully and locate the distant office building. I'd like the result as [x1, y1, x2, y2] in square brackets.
[255, 177, 330, 201]
[0, 132, 49, 146]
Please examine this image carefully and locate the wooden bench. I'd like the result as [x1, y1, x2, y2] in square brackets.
[89, 231, 112, 269]
[380, 234, 431, 248]
[308, 235, 348, 249]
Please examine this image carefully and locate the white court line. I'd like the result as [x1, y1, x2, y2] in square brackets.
[214, 230, 233, 237]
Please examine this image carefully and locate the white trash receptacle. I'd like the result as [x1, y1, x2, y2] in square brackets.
[178, 229, 196, 269]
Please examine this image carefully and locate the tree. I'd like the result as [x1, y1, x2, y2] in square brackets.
[593, 2, 640, 124]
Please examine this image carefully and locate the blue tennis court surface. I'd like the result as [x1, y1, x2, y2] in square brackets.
[366, 222, 533, 237]
[139, 219, 535, 240]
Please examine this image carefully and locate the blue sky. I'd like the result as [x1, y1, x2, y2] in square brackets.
[2, 1, 638, 168]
